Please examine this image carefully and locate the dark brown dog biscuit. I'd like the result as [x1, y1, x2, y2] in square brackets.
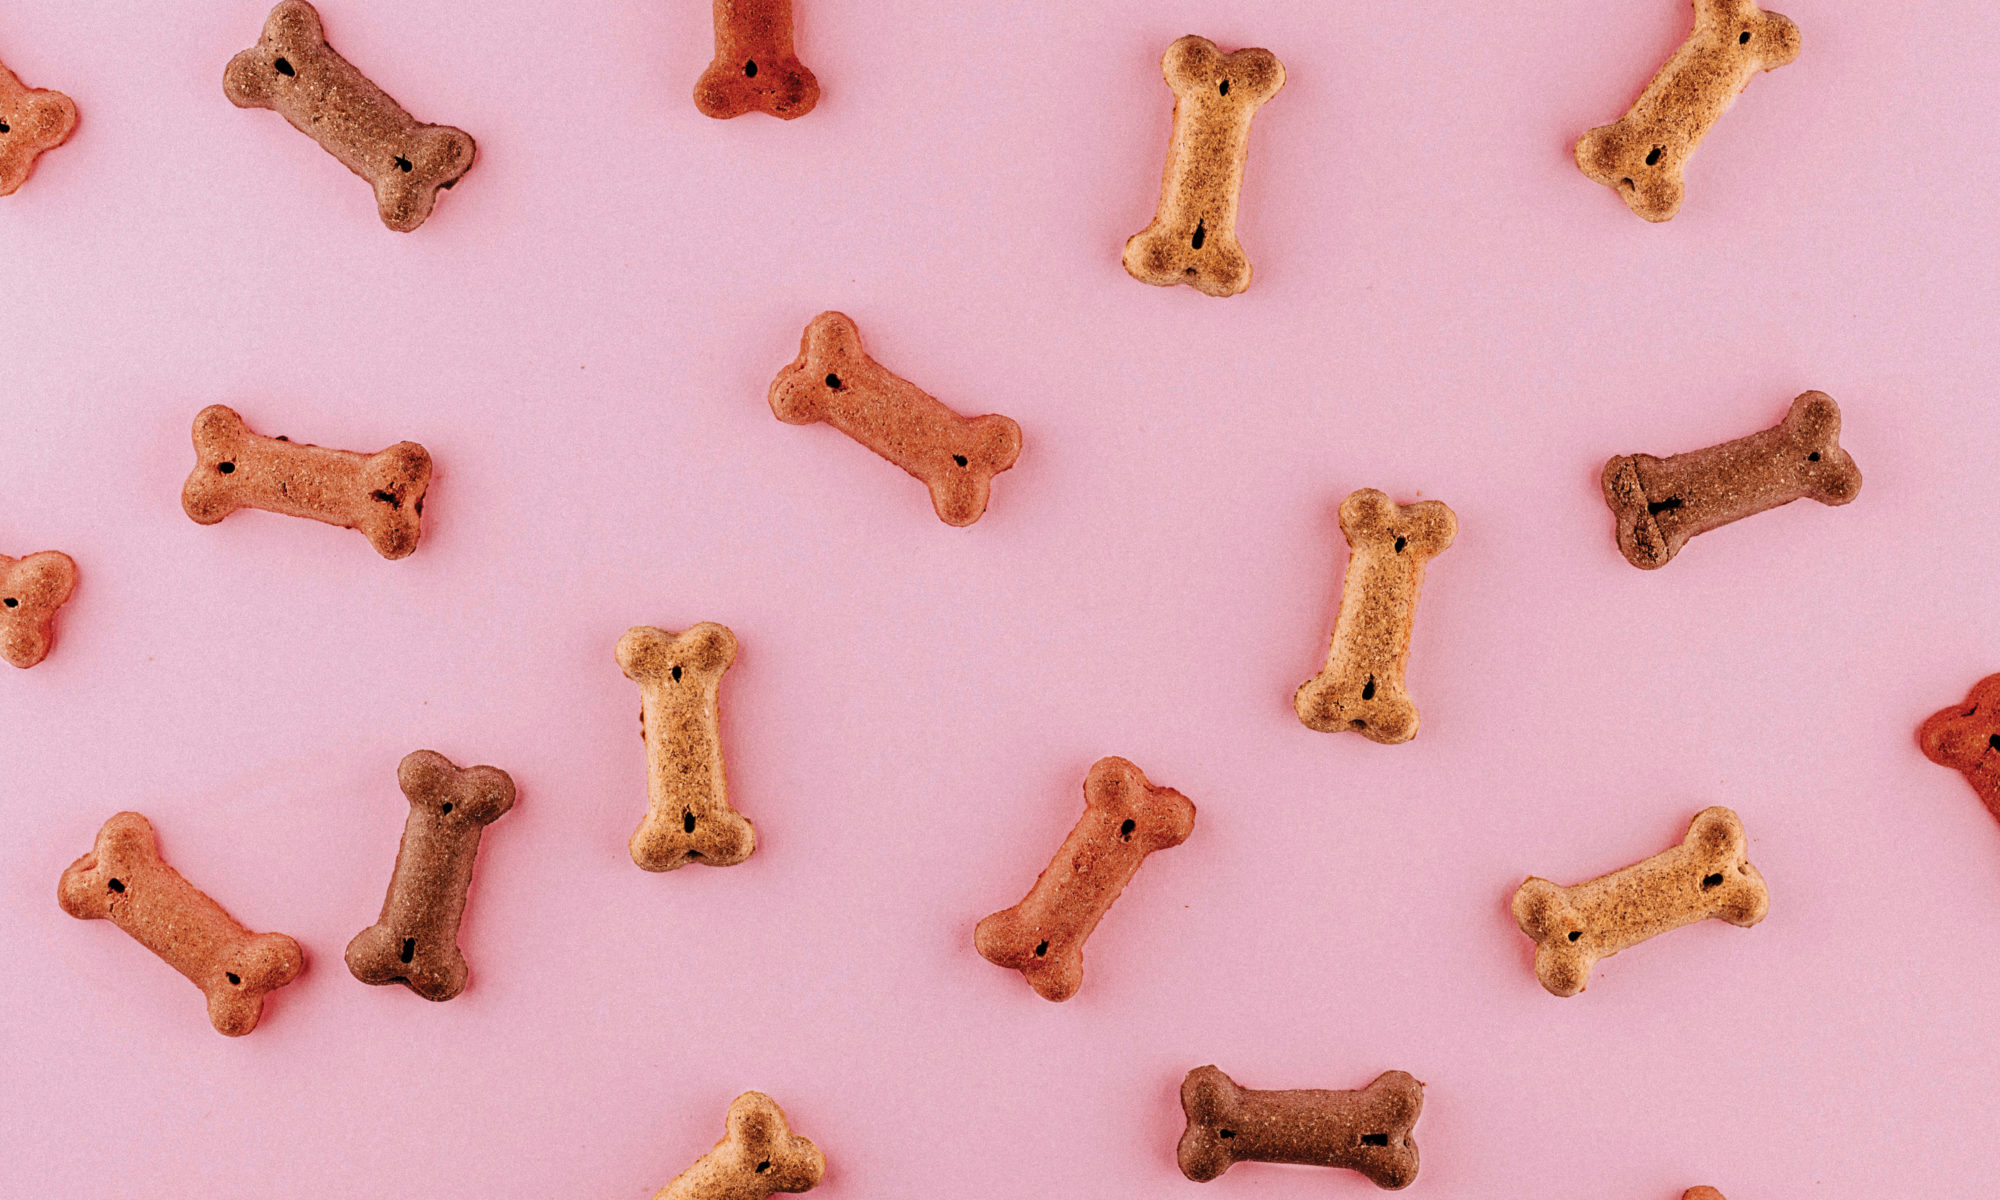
[0, 550, 77, 669]
[653, 1091, 825, 1200]
[181, 404, 432, 560]
[768, 311, 1022, 527]
[1919, 674, 2000, 828]
[58, 812, 304, 1036]
[618, 623, 756, 871]
[974, 757, 1194, 1002]
[695, 0, 819, 120]
[346, 751, 515, 1002]
[1178, 1065, 1424, 1190]
[224, 1, 476, 232]
[0, 59, 76, 197]
[1602, 390, 1859, 569]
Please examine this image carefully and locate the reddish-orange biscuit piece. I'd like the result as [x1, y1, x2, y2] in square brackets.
[0, 59, 76, 196]
[1684, 1189, 1728, 1200]
[1178, 1065, 1424, 1189]
[1919, 674, 2000, 827]
[695, 0, 819, 120]
[0, 550, 77, 669]
[653, 1091, 825, 1200]
[769, 312, 1022, 527]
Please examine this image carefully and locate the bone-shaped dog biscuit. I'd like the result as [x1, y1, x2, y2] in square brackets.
[346, 750, 515, 1002]
[974, 756, 1194, 1002]
[618, 623, 757, 872]
[1123, 36, 1285, 298]
[0, 550, 77, 669]
[1294, 489, 1456, 745]
[181, 404, 432, 560]
[58, 812, 304, 1036]
[0, 58, 76, 197]
[225, 1, 476, 232]
[1513, 806, 1768, 998]
[695, 0, 820, 120]
[1177, 1065, 1424, 1190]
[1576, 0, 1800, 222]
[653, 1091, 825, 1200]
[1602, 391, 1859, 570]
[1685, 1189, 1727, 1200]
[1918, 673, 2000, 828]
[769, 312, 1021, 527]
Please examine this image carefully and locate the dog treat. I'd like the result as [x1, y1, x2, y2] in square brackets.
[974, 756, 1194, 1002]
[180, 404, 432, 560]
[1177, 1065, 1423, 1190]
[1684, 1190, 1727, 1200]
[695, 0, 819, 120]
[1918, 674, 2000, 827]
[654, 1091, 825, 1200]
[1122, 35, 1285, 298]
[768, 311, 1022, 527]
[618, 623, 756, 871]
[1602, 390, 1859, 570]
[0, 550, 77, 669]
[0, 59, 76, 196]
[1513, 806, 1768, 998]
[58, 812, 303, 1036]
[1575, 0, 1800, 222]
[224, 0, 476, 232]
[346, 750, 515, 1002]
[1294, 489, 1456, 745]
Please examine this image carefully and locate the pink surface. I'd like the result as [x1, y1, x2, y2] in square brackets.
[3, 0, 1999, 1196]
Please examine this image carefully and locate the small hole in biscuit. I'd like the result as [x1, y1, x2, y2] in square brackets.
[1120, 818, 1136, 841]
[0, 121, 10, 134]
[1362, 676, 1376, 701]
[1350, 719, 1366, 729]
[108, 878, 124, 892]
[671, 665, 682, 683]
[1, 598, 14, 608]
[1646, 146, 1662, 166]
[218, 461, 236, 474]
[1219, 1129, 1234, 1139]
[1394, 537, 1406, 554]
[825, 373, 842, 389]
[1360, 1133, 1390, 1147]
[1621, 177, 1634, 188]
[683, 809, 696, 833]
[1988, 734, 2000, 753]
[394, 156, 413, 173]
[953, 454, 968, 467]
[400, 938, 415, 964]
[745, 60, 759, 78]
[1034, 940, 1049, 957]
[1647, 497, 1683, 516]
[1808, 451, 1821, 462]
[226, 972, 241, 985]
[1740, 30, 1751, 43]
[1191, 220, 1206, 251]
[274, 57, 294, 76]
[1567, 930, 1582, 942]
[372, 489, 401, 508]
[1219, 80, 1229, 96]
[686, 850, 704, 859]
[1184, 267, 1196, 275]
[1702, 873, 1725, 889]
[756, 1161, 771, 1173]
[440, 802, 453, 815]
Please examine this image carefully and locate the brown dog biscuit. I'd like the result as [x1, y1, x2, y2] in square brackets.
[1513, 806, 1768, 998]
[0, 59, 76, 197]
[0, 550, 77, 669]
[1123, 36, 1285, 298]
[345, 751, 515, 1002]
[617, 623, 756, 871]
[974, 756, 1194, 1002]
[695, 0, 819, 120]
[1294, 489, 1456, 745]
[654, 1091, 825, 1200]
[180, 404, 432, 560]
[768, 312, 1022, 527]
[58, 812, 304, 1036]
[1178, 1065, 1423, 1190]
[224, 1, 476, 232]
[1918, 674, 2000, 828]
[1576, 0, 1800, 222]
[1602, 390, 1859, 570]
[1685, 1189, 1727, 1200]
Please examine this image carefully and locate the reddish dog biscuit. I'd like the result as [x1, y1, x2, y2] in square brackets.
[654, 1091, 825, 1200]
[224, 1, 476, 232]
[58, 812, 304, 1036]
[974, 756, 1194, 1002]
[769, 312, 1021, 527]
[1685, 1190, 1727, 1200]
[0, 58, 76, 196]
[346, 750, 515, 1002]
[1513, 806, 1768, 998]
[1178, 1065, 1424, 1190]
[180, 404, 432, 560]
[618, 623, 756, 871]
[695, 0, 820, 120]
[1602, 391, 1860, 570]
[1123, 36, 1285, 298]
[1576, 0, 1799, 222]
[0, 550, 77, 669]
[1294, 489, 1456, 745]
[1918, 674, 2000, 828]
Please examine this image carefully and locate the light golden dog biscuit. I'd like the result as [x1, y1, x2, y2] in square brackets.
[618, 623, 756, 871]
[1919, 673, 2000, 828]
[1123, 35, 1285, 298]
[974, 757, 1194, 1002]
[696, 0, 819, 120]
[58, 812, 304, 1036]
[225, 0, 476, 232]
[1294, 489, 1456, 745]
[1178, 1065, 1423, 1190]
[0, 550, 77, 669]
[654, 1092, 825, 1200]
[0, 58, 76, 196]
[1513, 806, 1768, 998]
[1576, 0, 1800, 222]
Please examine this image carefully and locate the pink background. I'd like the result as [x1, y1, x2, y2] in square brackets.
[4, 0, 1999, 1196]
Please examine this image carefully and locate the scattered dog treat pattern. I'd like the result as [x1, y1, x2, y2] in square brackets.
[696, 0, 819, 120]
[0, 57, 76, 197]
[0, 550, 76, 669]
[652, 1091, 825, 1200]
[618, 623, 756, 871]
[1919, 674, 2000, 827]
[1177, 1065, 1424, 1190]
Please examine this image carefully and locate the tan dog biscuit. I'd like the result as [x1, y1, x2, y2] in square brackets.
[1294, 489, 1456, 745]
[1602, 390, 1859, 570]
[618, 623, 756, 871]
[654, 1091, 825, 1200]
[0, 59, 76, 196]
[1123, 36, 1285, 298]
[1178, 1065, 1423, 1190]
[974, 756, 1194, 1002]
[224, 1, 476, 232]
[0, 550, 77, 669]
[768, 311, 1022, 527]
[696, 0, 819, 120]
[181, 404, 432, 560]
[1685, 1189, 1727, 1200]
[58, 812, 304, 1036]
[1513, 806, 1768, 998]
[346, 751, 515, 1002]
[1576, 0, 1800, 222]
[1918, 674, 2000, 828]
